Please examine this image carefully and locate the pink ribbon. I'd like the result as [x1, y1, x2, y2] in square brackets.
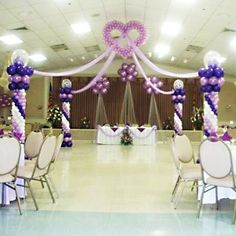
[132, 53, 174, 95]
[34, 48, 111, 77]
[72, 51, 116, 94]
[134, 46, 198, 78]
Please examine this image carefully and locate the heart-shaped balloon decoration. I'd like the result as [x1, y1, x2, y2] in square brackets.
[103, 20, 147, 59]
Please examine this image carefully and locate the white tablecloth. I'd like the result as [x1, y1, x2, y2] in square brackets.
[198, 144, 236, 204]
[96, 125, 157, 145]
[0, 144, 25, 205]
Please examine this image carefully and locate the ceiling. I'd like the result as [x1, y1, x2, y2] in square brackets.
[0, 0, 236, 76]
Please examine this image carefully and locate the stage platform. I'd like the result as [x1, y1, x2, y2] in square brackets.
[42, 128, 203, 143]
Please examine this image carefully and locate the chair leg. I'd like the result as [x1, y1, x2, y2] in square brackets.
[191, 181, 196, 192]
[197, 184, 205, 218]
[48, 174, 59, 199]
[215, 187, 219, 210]
[44, 176, 55, 203]
[232, 200, 236, 224]
[171, 176, 180, 202]
[174, 180, 186, 209]
[26, 180, 38, 211]
[14, 183, 22, 215]
[40, 177, 44, 189]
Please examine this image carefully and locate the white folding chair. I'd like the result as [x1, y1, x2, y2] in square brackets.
[198, 138, 236, 224]
[25, 131, 44, 159]
[168, 136, 202, 208]
[0, 135, 22, 214]
[15, 135, 56, 210]
[47, 133, 63, 198]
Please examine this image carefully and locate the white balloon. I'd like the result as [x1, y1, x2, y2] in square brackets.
[11, 49, 29, 66]
[203, 51, 222, 67]
[62, 79, 72, 88]
[173, 80, 184, 89]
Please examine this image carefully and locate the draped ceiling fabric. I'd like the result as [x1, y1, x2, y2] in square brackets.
[52, 77, 202, 129]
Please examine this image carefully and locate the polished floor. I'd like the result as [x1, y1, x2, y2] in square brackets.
[1, 142, 236, 235]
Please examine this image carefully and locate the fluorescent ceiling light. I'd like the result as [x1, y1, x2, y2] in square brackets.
[183, 59, 188, 63]
[171, 56, 175, 62]
[29, 54, 47, 62]
[71, 22, 91, 35]
[81, 56, 86, 60]
[161, 21, 182, 37]
[154, 43, 170, 58]
[0, 34, 23, 45]
[174, 0, 196, 4]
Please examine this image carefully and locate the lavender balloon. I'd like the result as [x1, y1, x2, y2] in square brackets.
[91, 77, 110, 94]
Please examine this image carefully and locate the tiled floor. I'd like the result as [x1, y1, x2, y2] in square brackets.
[1, 142, 236, 235]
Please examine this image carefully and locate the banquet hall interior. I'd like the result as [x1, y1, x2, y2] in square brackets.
[1, 0, 236, 235]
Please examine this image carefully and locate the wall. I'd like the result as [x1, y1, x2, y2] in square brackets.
[26, 76, 49, 123]
[218, 80, 236, 125]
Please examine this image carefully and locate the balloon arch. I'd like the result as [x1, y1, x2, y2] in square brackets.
[6, 20, 225, 147]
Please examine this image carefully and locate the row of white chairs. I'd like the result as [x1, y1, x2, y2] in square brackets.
[0, 131, 63, 215]
[168, 134, 236, 224]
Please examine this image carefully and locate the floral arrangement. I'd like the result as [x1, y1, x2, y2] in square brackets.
[80, 117, 91, 129]
[47, 105, 62, 128]
[191, 107, 203, 130]
[162, 117, 173, 130]
[121, 127, 133, 145]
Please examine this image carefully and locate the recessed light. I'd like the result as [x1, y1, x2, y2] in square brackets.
[0, 34, 23, 45]
[71, 22, 91, 35]
[161, 21, 181, 37]
[148, 52, 152, 58]
[183, 59, 188, 63]
[154, 43, 170, 58]
[171, 56, 175, 62]
[29, 53, 47, 62]
[81, 56, 85, 60]
[69, 58, 74, 62]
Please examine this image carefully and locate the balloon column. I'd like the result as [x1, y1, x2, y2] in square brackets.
[198, 51, 224, 137]
[118, 63, 138, 82]
[6, 49, 33, 143]
[143, 76, 163, 94]
[91, 77, 110, 94]
[60, 79, 73, 147]
[172, 80, 186, 135]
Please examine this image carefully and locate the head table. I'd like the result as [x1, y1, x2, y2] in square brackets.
[96, 125, 157, 145]
[198, 143, 236, 204]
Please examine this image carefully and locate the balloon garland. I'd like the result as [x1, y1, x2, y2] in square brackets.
[91, 77, 110, 94]
[143, 76, 163, 94]
[118, 63, 138, 82]
[0, 93, 11, 108]
[60, 79, 73, 147]
[198, 51, 224, 137]
[6, 49, 33, 143]
[172, 80, 186, 135]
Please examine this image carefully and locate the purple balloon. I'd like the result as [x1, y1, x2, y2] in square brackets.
[12, 75, 21, 83]
[6, 65, 16, 75]
[200, 77, 207, 86]
[101, 88, 108, 94]
[198, 68, 205, 78]
[120, 70, 127, 77]
[127, 74, 133, 81]
[122, 63, 128, 70]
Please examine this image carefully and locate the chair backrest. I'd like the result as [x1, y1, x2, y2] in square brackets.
[51, 133, 63, 163]
[199, 139, 233, 178]
[37, 135, 56, 170]
[167, 137, 180, 170]
[0, 135, 21, 176]
[25, 131, 44, 158]
[174, 134, 193, 163]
